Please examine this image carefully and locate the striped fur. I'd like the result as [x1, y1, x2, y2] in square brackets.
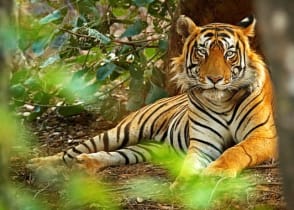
[29, 16, 277, 181]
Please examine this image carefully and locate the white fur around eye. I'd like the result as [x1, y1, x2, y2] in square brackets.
[225, 50, 236, 59]
[196, 48, 207, 56]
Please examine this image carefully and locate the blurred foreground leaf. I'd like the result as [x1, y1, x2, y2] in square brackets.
[63, 175, 119, 210]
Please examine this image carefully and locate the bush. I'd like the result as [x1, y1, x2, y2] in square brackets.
[11, 0, 176, 121]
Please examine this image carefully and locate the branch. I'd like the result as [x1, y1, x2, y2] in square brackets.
[59, 27, 161, 46]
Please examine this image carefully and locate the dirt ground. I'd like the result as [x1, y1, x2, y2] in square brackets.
[10, 111, 287, 210]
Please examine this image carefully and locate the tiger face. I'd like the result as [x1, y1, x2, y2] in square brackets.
[173, 16, 261, 100]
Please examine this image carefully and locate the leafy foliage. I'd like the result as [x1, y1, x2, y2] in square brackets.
[11, 0, 175, 121]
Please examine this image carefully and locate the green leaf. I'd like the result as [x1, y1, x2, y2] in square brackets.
[10, 69, 29, 84]
[121, 20, 147, 38]
[96, 63, 117, 81]
[144, 48, 157, 60]
[24, 77, 41, 90]
[64, 175, 119, 209]
[132, 0, 155, 7]
[87, 28, 111, 44]
[57, 105, 85, 117]
[112, 7, 129, 17]
[40, 54, 60, 68]
[10, 84, 26, 98]
[145, 83, 168, 104]
[33, 92, 51, 104]
[39, 10, 62, 25]
[159, 39, 168, 51]
[32, 39, 47, 56]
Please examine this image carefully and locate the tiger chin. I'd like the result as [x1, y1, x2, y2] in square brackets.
[28, 15, 278, 190]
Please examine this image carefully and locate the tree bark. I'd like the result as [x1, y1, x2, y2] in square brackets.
[256, 1, 294, 208]
[166, 0, 259, 95]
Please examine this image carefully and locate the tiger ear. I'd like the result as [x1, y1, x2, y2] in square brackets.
[237, 15, 256, 37]
[176, 15, 200, 38]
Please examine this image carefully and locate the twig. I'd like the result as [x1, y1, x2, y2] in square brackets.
[59, 27, 161, 46]
[104, 186, 132, 193]
[33, 183, 51, 199]
[208, 177, 229, 204]
[94, 77, 130, 98]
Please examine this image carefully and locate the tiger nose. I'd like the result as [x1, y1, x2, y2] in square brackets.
[207, 75, 223, 84]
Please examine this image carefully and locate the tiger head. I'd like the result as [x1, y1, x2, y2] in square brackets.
[172, 15, 266, 100]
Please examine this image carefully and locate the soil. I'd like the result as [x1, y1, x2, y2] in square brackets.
[10, 111, 287, 210]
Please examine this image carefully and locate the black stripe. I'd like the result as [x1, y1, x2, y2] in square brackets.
[188, 63, 198, 70]
[177, 131, 184, 152]
[103, 132, 109, 151]
[65, 151, 74, 159]
[116, 124, 121, 143]
[127, 148, 147, 162]
[137, 97, 176, 125]
[234, 98, 264, 140]
[184, 122, 189, 148]
[132, 152, 139, 163]
[204, 32, 214, 38]
[190, 138, 223, 154]
[90, 138, 97, 152]
[228, 91, 251, 125]
[136, 144, 155, 158]
[195, 148, 215, 162]
[189, 93, 228, 128]
[169, 118, 177, 147]
[72, 147, 83, 154]
[138, 103, 167, 141]
[81, 142, 91, 153]
[191, 146, 215, 162]
[119, 122, 130, 149]
[189, 117, 224, 140]
[151, 99, 187, 137]
[221, 27, 235, 35]
[243, 115, 271, 140]
[218, 33, 230, 38]
[160, 130, 168, 143]
[153, 118, 167, 137]
[137, 96, 185, 141]
[116, 151, 129, 164]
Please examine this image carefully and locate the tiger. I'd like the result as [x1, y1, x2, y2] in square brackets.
[28, 15, 278, 187]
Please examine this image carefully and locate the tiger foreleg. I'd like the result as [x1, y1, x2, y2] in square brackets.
[204, 135, 278, 177]
[26, 152, 66, 176]
[171, 141, 211, 190]
[74, 144, 154, 174]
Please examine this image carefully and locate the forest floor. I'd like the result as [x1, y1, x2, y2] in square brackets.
[10, 112, 287, 210]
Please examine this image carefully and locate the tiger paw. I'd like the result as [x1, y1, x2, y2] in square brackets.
[75, 153, 107, 175]
[26, 153, 66, 177]
[203, 163, 239, 177]
[27, 153, 64, 169]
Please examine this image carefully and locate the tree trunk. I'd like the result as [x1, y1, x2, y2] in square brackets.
[0, 0, 13, 209]
[166, 0, 259, 95]
[256, 1, 294, 208]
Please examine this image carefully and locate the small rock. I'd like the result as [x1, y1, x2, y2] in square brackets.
[136, 197, 144, 203]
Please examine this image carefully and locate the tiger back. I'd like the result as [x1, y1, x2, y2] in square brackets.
[28, 15, 278, 186]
